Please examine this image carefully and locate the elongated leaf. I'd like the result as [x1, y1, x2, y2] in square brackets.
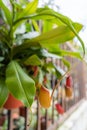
[6, 61, 35, 107]
[29, 23, 82, 44]
[0, 0, 12, 25]
[0, 78, 9, 107]
[24, 54, 42, 66]
[52, 49, 82, 60]
[32, 20, 40, 32]
[17, 0, 38, 19]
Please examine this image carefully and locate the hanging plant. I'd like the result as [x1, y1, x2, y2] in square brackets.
[0, 0, 85, 110]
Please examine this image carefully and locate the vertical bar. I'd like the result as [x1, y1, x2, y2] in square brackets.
[45, 110, 48, 129]
[24, 107, 29, 130]
[51, 73, 55, 124]
[7, 110, 13, 130]
[37, 100, 40, 130]
[52, 98, 54, 124]
[51, 58, 55, 124]
[51, 65, 55, 124]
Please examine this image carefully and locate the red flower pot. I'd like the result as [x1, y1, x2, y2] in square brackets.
[4, 94, 23, 109]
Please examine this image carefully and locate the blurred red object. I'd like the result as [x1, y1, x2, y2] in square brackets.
[55, 103, 64, 114]
[4, 94, 23, 109]
[33, 66, 39, 77]
[66, 75, 73, 88]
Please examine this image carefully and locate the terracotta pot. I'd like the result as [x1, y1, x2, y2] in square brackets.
[4, 94, 23, 109]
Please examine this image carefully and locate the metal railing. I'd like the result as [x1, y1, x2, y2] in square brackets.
[0, 44, 87, 130]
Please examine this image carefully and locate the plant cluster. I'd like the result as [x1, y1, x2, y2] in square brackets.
[0, 0, 85, 109]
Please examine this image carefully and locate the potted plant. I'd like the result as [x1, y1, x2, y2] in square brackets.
[0, 0, 85, 110]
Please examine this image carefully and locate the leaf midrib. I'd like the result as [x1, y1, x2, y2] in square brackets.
[13, 61, 30, 106]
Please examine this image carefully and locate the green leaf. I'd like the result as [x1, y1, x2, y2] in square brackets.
[54, 65, 65, 78]
[43, 20, 54, 32]
[6, 60, 36, 107]
[13, 0, 38, 31]
[44, 62, 56, 73]
[17, 0, 38, 19]
[0, 78, 9, 107]
[24, 54, 42, 66]
[19, 0, 28, 5]
[0, 0, 12, 25]
[32, 20, 40, 32]
[44, 62, 65, 78]
[29, 23, 82, 44]
[53, 49, 82, 60]
[62, 58, 71, 69]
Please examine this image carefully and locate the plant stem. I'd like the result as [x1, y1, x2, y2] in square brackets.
[10, 0, 15, 21]
[27, 107, 32, 127]
[8, 0, 16, 60]
[51, 59, 84, 98]
[9, 0, 15, 47]
[51, 68, 70, 98]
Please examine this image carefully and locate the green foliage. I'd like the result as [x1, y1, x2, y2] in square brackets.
[13, 7, 85, 55]
[0, 0, 12, 25]
[0, 79, 9, 107]
[0, 0, 85, 108]
[17, 0, 38, 19]
[24, 54, 42, 66]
